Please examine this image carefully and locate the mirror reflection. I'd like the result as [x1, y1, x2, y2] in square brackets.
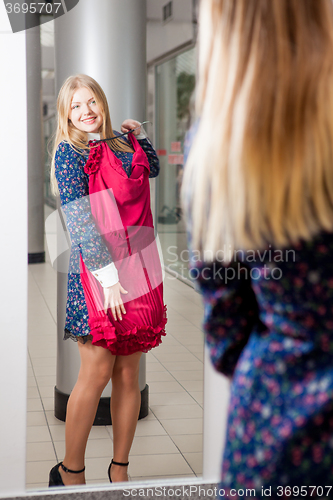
[26, 5, 203, 490]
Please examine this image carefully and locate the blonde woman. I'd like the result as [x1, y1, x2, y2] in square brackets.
[183, 0, 333, 494]
[48, 74, 166, 486]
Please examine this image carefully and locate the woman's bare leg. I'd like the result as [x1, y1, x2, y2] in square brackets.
[59, 340, 116, 486]
[109, 351, 142, 482]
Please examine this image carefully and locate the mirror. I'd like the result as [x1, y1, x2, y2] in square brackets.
[0, 0, 218, 496]
[25, 3, 204, 492]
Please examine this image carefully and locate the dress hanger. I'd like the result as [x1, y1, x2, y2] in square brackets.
[89, 121, 151, 144]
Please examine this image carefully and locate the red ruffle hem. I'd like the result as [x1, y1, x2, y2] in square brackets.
[87, 305, 167, 356]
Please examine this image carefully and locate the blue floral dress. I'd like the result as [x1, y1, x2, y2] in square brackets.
[185, 127, 333, 499]
[54, 134, 160, 342]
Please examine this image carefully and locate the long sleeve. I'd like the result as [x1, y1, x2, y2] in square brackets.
[112, 130, 160, 178]
[55, 141, 116, 278]
[191, 258, 261, 378]
[137, 137, 160, 178]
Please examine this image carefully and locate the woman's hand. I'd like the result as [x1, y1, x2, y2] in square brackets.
[103, 281, 128, 321]
[121, 119, 142, 136]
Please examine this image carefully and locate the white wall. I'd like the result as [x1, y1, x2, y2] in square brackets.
[0, 3, 28, 496]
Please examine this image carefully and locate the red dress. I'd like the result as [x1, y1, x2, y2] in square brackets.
[79, 133, 167, 355]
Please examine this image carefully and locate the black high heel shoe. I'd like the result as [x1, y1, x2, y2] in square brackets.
[49, 462, 86, 487]
[107, 459, 129, 483]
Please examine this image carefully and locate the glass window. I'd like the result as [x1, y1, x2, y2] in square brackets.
[155, 47, 196, 281]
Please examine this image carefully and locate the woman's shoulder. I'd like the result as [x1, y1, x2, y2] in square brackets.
[56, 140, 83, 155]
[55, 141, 87, 164]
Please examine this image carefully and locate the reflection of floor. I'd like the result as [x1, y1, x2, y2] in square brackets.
[157, 226, 191, 281]
[26, 208, 204, 490]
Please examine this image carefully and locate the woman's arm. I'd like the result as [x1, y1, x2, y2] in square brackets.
[54, 141, 118, 286]
[120, 119, 160, 178]
[192, 258, 261, 378]
[137, 136, 160, 178]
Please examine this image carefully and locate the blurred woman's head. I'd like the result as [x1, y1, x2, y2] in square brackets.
[184, 0, 333, 256]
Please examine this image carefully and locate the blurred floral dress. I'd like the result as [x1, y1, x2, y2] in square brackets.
[185, 126, 333, 499]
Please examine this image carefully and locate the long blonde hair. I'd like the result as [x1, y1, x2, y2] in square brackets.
[183, 0, 333, 258]
[50, 74, 133, 196]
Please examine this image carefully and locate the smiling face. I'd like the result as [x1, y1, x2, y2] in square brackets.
[69, 86, 103, 133]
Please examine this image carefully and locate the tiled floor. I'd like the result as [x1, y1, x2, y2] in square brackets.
[26, 209, 204, 490]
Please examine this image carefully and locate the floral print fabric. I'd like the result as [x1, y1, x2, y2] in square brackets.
[184, 125, 333, 498]
[195, 241, 333, 498]
[54, 134, 160, 340]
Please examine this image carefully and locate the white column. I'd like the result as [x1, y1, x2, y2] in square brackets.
[54, 0, 147, 128]
[0, 3, 28, 496]
[53, 0, 147, 408]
